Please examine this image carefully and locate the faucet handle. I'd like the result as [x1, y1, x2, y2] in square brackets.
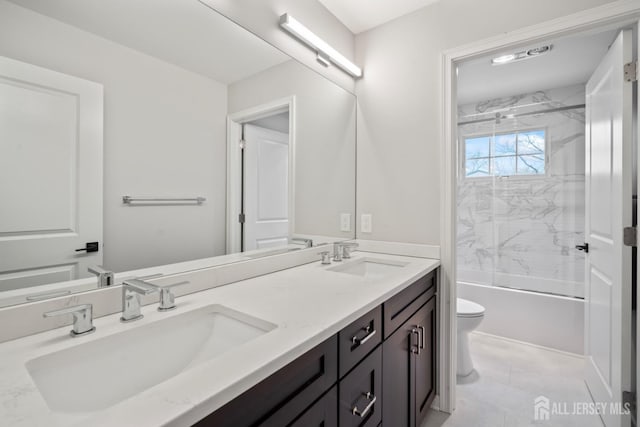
[318, 251, 332, 265]
[43, 304, 95, 337]
[122, 278, 160, 295]
[88, 265, 114, 287]
[157, 281, 189, 312]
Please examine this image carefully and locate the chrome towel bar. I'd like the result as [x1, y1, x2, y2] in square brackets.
[122, 196, 206, 205]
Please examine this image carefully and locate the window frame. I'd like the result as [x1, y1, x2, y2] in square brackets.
[461, 127, 548, 180]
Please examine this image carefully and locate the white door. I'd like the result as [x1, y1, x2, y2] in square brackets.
[243, 124, 289, 251]
[0, 56, 103, 291]
[584, 29, 634, 427]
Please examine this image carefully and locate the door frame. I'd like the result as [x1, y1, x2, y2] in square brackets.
[226, 96, 296, 254]
[440, 0, 640, 414]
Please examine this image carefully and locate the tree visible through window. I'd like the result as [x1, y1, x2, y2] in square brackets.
[464, 129, 545, 177]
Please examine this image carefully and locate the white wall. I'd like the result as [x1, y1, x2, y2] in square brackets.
[201, 0, 356, 93]
[228, 60, 356, 239]
[354, 0, 617, 245]
[0, 1, 228, 272]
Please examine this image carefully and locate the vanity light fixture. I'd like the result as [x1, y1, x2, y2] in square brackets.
[491, 44, 552, 65]
[279, 13, 363, 78]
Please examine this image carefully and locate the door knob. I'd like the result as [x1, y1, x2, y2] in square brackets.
[75, 242, 99, 253]
[575, 243, 589, 253]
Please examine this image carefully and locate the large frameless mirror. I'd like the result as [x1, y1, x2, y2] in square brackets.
[0, 0, 356, 307]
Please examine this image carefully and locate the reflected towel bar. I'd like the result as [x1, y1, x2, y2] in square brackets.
[122, 196, 206, 205]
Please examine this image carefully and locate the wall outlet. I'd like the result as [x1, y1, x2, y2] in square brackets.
[361, 214, 372, 233]
[340, 213, 351, 232]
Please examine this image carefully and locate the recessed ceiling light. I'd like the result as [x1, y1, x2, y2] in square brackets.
[492, 54, 517, 64]
[491, 44, 553, 65]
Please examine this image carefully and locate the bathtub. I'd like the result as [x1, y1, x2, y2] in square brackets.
[457, 281, 584, 354]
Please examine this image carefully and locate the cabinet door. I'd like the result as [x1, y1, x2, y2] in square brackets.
[382, 318, 414, 427]
[289, 386, 337, 427]
[382, 298, 436, 427]
[414, 297, 436, 426]
[339, 346, 382, 427]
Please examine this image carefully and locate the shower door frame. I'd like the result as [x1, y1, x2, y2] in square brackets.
[440, 0, 640, 415]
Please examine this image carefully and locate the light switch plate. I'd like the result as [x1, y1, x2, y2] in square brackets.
[361, 214, 372, 233]
[340, 213, 351, 232]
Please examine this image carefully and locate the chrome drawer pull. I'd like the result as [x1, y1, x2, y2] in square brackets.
[352, 392, 377, 417]
[418, 325, 426, 349]
[351, 325, 376, 346]
[411, 327, 421, 354]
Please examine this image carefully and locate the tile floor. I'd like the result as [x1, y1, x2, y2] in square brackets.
[422, 332, 603, 427]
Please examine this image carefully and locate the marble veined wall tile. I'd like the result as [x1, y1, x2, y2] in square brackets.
[457, 85, 585, 297]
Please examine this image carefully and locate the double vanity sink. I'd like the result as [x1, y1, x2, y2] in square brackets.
[1, 250, 439, 427]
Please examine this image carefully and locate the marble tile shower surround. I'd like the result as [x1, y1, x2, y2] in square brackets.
[457, 85, 585, 297]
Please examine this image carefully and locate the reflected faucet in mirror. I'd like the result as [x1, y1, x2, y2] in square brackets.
[88, 266, 114, 288]
[290, 237, 313, 248]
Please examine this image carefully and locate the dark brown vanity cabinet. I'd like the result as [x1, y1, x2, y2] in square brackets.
[339, 346, 382, 427]
[193, 335, 338, 427]
[382, 272, 437, 427]
[192, 268, 438, 427]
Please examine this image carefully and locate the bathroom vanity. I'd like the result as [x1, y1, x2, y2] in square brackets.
[197, 268, 438, 427]
[0, 251, 439, 427]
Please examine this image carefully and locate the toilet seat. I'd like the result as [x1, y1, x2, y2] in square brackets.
[457, 298, 485, 318]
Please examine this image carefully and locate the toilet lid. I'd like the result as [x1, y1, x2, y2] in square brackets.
[457, 298, 485, 317]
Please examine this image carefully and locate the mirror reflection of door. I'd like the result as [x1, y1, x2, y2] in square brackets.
[242, 112, 290, 251]
[0, 56, 103, 292]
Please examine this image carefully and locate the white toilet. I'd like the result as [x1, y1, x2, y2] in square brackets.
[457, 298, 485, 376]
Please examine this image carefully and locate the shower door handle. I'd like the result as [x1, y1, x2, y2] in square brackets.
[575, 243, 589, 253]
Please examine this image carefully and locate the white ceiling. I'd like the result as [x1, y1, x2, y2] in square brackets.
[7, 0, 290, 84]
[318, 0, 441, 34]
[457, 29, 618, 105]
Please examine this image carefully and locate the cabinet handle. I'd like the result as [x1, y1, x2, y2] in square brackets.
[411, 327, 421, 354]
[352, 392, 377, 418]
[351, 325, 376, 347]
[418, 325, 425, 350]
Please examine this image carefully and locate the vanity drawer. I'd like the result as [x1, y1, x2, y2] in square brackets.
[289, 385, 338, 427]
[194, 334, 338, 427]
[338, 345, 382, 427]
[383, 271, 436, 339]
[339, 306, 382, 378]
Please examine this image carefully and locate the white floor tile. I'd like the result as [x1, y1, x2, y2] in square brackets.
[421, 333, 603, 427]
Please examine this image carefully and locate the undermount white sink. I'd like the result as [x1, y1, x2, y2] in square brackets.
[328, 257, 409, 279]
[26, 304, 276, 413]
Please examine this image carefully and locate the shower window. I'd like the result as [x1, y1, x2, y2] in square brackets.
[464, 129, 546, 178]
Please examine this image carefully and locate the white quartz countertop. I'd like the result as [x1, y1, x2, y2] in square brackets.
[0, 252, 439, 427]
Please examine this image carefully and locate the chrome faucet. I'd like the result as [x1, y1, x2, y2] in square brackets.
[333, 242, 344, 262]
[88, 266, 114, 288]
[121, 278, 189, 322]
[290, 237, 313, 248]
[341, 242, 359, 259]
[333, 242, 359, 261]
[43, 304, 95, 337]
[121, 279, 158, 322]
